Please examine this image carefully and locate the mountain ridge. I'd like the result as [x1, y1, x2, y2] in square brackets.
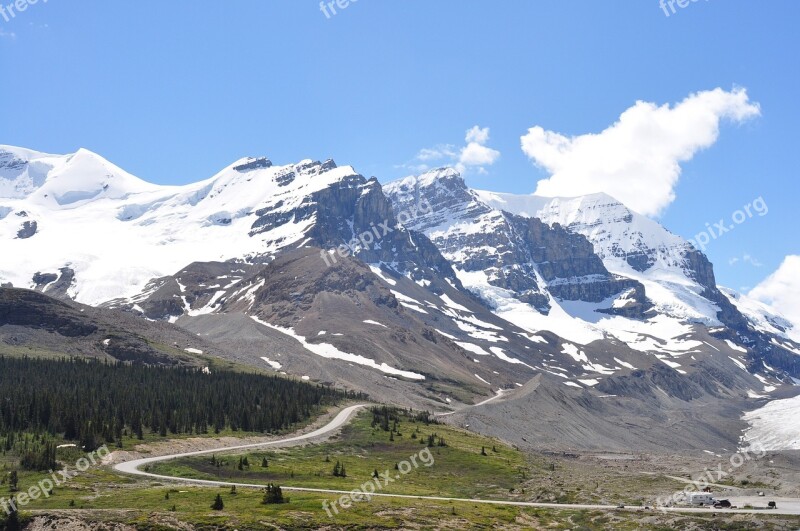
[2, 144, 800, 451]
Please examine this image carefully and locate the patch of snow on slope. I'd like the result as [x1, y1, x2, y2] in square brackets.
[729, 357, 748, 371]
[187, 290, 226, 316]
[390, 289, 428, 314]
[250, 316, 424, 380]
[456, 342, 490, 356]
[439, 293, 471, 312]
[614, 357, 637, 370]
[474, 374, 491, 385]
[434, 329, 458, 340]
[743, 394, 800, 450]
[489, 346, 534, 370]
[455, 269, 604, 345]
[725, 340, 748, 353]
[368, 265, 397, 286]
[561, 344, 616, 375]
[260, 356, 282, 370]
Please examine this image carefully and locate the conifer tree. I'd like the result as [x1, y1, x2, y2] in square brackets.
[211, 493, 224, 510]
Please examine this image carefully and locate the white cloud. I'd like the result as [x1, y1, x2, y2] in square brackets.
[416, 145, 457, 162]
[465, 125, 490, 144]
[729, 254, 763, 267]
[0, 29, 16, 40]
[522, 88, 761, 216]
[405, 126, 500, 175]
[459, 140, 500, 167]
[749, 255, 800, 333]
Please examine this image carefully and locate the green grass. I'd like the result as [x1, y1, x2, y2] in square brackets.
[149, 409, 528, 500]
[6, 408, 800, 529]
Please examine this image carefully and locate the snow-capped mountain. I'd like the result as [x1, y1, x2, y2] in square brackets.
[0, 145, 443, 306]
[4, 144, 800, 450]
[384, 168, 800, 382]
[472, 188, 800, 349]
[473, 190, 722, 324]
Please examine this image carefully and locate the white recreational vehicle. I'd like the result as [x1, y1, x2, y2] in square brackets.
[687, 493, 714, 506]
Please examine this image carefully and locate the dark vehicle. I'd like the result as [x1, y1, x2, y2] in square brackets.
[768, 501, 777, 509]
[713, 499, 732, 509]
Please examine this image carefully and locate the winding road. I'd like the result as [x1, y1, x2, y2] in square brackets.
[113, 404, 800, 516]
[114, 405, 367, 479]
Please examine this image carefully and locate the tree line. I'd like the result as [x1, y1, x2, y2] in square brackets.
[0, 357, 360, 453]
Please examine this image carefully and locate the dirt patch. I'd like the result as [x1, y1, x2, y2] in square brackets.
[26, 513, 138, 531]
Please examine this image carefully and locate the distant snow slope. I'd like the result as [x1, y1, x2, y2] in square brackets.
[742, 393, 800, 450]
[722, 287, 800, 344]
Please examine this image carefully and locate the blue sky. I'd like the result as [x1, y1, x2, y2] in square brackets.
[0, 1, 797, 292]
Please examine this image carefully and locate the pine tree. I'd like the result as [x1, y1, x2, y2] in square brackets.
[262, 483, 285, 504]
[4, 503, 21, 531]
[211, 493, 224, 511]
[8, 470, 18, 492]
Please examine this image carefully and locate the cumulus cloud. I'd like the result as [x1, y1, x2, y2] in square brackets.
[403, 126, 500, 175]
[465, 125, 491, 144]
[522, 88, 761, 216]
[749, 255, 800, 333]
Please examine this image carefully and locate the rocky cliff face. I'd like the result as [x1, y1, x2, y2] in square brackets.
[384, 169, 648, 315]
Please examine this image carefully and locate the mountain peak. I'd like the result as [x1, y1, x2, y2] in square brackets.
[384, 167, 467, 199]
[0, 145, 159, 203]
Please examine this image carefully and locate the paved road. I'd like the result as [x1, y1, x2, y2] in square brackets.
[113, 404, 800, 516]
[114, 404, 366, 477]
